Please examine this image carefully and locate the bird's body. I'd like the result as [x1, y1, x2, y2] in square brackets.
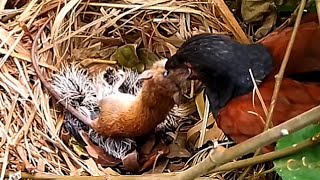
[218, 79, 320, 152]
[165, 14, 320, 153]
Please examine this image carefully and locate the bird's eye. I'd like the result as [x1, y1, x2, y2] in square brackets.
[163, 70, 169, 77]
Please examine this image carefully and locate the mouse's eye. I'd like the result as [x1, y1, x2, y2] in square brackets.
[163, 70, 169, 77]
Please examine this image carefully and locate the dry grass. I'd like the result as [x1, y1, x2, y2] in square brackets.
[0, 0, 250, 178]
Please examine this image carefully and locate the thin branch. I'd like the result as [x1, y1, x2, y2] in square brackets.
[316, 0, 320, 25]
[4, 171, 211, 180]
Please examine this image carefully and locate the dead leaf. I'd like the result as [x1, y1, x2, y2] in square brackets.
[241, 0, 277, 38]
[139, 140, 170, 172]
[80, 58, 117, 67]
[195, 90, 206, 119]
[175, 132, 188, 149]
[188, 91, 216, 147]
[36, 158, 45, 172]
[166, 143, 191, 159]
[145, 158, 169, 174]
[100, 37, 123, 47]
[139, 135, 156, 156]
[150, 140, 170, 157]
[255, 12, 277, 39]
[79, 131, 121, 166]
[16, 146, 35, 174]
[98, 46, 119, 59]
[139, 153, 160, 172]
[168, 162, 185, 172]
[122, 150, 141, 172]
[241, 0, 274, 23]
[54, 115, 65, 137]
[154, 30, 184, 47]
[84, 158, 106, 176]
[61, 152, 79, 176]
[186, 115, 215, 148]
[203, 125, 225, 144]
[99, 167, 121, 176]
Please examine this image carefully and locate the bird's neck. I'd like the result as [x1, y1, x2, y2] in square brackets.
[201, 75, 235, 118]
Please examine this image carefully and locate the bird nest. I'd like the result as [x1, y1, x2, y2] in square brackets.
[0, 0, 264, 179]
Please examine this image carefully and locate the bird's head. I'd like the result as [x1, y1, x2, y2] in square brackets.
[165, 33, 273, 85]
[164, 33, 217, 81]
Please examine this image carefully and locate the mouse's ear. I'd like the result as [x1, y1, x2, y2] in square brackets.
[137, 70, 154, 81]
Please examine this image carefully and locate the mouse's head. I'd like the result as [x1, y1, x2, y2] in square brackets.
[137, 59, 190, 104]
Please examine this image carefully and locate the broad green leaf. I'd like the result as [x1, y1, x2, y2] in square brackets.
[273, 124, 320, 180]
[110, 44, 145, 72]
[137, 48, 159, 70]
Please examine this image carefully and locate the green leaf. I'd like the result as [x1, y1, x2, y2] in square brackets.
[111, 44, 145, 72]
[137, 48, 159, 70]
[273, 124, 320, 180]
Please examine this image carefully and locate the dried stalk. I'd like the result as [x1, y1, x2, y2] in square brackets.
[316, 0, 320, 24]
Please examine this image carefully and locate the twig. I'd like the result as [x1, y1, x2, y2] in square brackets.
[316, 0, 320, 26]
[238, 1, 307, 179]
[0, 142, 10, 180]
[198, 95, 210, 148]
[213, 0, 251, 44]
[174, 104, 320, 180]
[4, 171, 211, 180]
[31, 16, 93, 127]
[249, 69, 268, 118]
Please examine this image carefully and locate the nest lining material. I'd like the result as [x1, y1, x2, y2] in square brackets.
[52, 64, 179, 159]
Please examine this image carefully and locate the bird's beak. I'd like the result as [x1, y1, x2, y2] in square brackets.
[186, 67, 200, 80]
[187, 67, 192, 79]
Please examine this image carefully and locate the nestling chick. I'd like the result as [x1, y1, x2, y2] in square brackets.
[53, 65, 136, 159]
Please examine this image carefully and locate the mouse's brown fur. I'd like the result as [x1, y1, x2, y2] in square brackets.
[93, 61, 188, 138]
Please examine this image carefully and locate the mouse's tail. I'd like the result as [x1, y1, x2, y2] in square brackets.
[52, 64, 136, 160]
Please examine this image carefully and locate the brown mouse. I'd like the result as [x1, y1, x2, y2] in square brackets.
[91, 59, 188, 138]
